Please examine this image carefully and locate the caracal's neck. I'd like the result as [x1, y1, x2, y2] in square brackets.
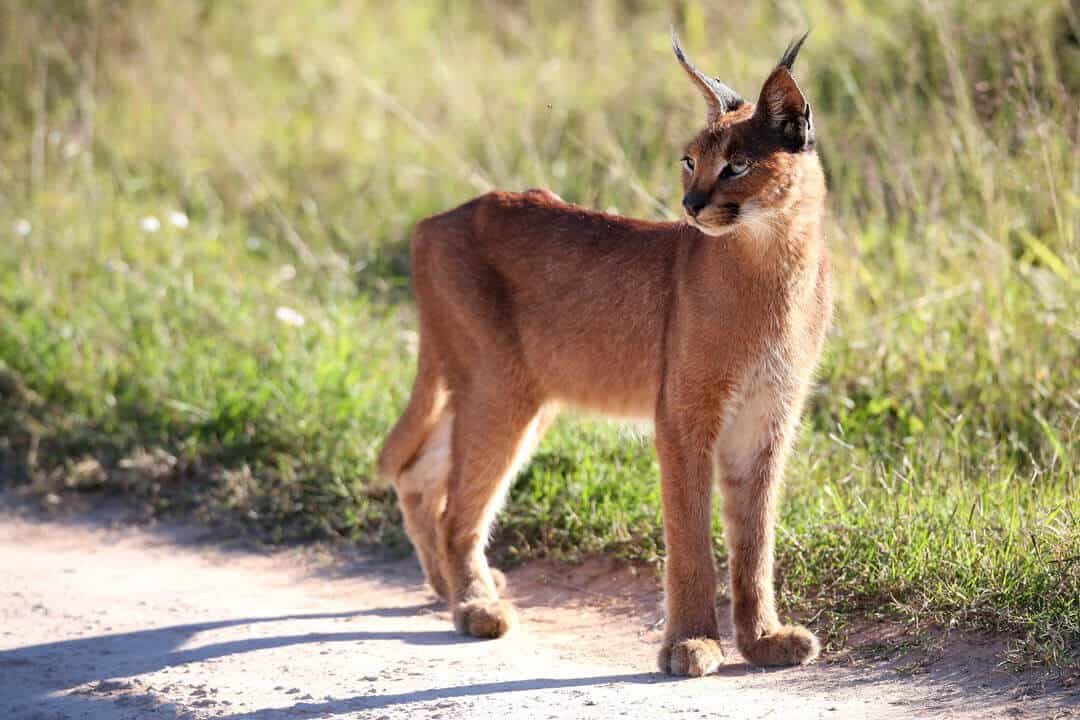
[703, 155, 827, 294]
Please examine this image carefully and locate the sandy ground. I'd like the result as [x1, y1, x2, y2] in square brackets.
[0, 501, 1076, 720]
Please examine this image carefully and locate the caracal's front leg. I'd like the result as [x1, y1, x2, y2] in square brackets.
[716, 389, 819, 666]
[655, 416, 725, 677]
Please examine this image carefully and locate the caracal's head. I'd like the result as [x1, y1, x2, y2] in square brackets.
[671, 30, 822, 237]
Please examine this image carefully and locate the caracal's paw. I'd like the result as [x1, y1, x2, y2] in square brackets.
[453, 599, 518, 639]
[738, 624, 819, 667]
[659, 637, 725, 677]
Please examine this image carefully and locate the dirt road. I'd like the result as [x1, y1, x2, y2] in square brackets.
[0, 504, 1075, 719]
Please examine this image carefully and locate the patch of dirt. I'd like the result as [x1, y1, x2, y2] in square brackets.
[0, 494, 1076, 720]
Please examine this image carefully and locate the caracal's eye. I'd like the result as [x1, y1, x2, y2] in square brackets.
[681, 156, 695, 173]
[729, 158, 749, 176]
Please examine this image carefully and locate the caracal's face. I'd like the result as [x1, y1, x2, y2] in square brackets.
[679, 105, 809, 237]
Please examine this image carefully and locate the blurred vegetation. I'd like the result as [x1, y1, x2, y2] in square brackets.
[0, 0, 1077, 667]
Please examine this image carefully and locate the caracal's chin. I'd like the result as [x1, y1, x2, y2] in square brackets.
[687, 216, 739, 237]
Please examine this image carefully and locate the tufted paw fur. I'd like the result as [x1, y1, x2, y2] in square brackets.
[738, 624, 819, 666]
[424, 566, 502, 601]
[658, 637, 725, 677]
[453, 599, 518, 639]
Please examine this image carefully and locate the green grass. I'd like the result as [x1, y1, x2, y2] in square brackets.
[1, 0, 1077, 667]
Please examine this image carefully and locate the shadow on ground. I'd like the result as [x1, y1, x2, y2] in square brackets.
[210, 673, 683, 720]
[0, 609, 459, 714]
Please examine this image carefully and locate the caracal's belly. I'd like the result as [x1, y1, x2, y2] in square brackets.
[518, 316, 662, 418]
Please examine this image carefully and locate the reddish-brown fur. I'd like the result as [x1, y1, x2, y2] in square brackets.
[377, 30, 832, 675]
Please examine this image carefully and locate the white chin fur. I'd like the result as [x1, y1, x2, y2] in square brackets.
[687, 216, 736, 237]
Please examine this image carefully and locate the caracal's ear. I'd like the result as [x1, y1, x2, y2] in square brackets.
[754, 31, 814, 152]
[671, 27, 745, 126]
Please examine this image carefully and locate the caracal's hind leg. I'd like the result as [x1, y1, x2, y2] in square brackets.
[394, 407, 516, 599]
[379, 336, 453, 597]
[395, 410, 453, 598]
[438, 384, 546, 639]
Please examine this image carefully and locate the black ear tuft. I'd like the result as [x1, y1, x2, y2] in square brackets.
[754, 33, 815, 152]
[778, 30, 810, 71]
[671, 26, 745, 121]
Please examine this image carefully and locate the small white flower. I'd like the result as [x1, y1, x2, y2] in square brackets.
[140, 216, 161, 233]
[168, 210, 189, 229]
[275, 306, 305, 327]
[13, 218, 31, 236]
[275, 264, 297, 282]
